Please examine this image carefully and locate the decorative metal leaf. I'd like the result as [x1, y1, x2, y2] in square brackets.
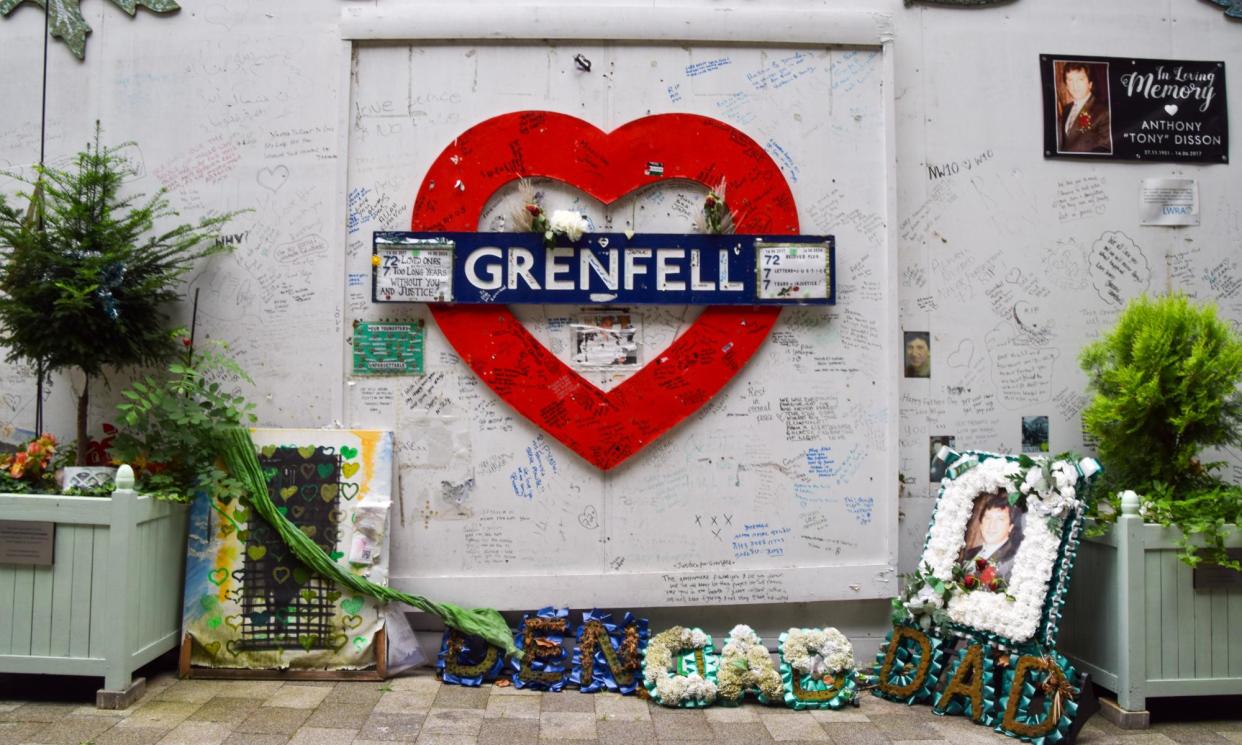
[0, 0, 180, 60]
[904, 0, 1015, 5]
[1204, 0, 1242, 19]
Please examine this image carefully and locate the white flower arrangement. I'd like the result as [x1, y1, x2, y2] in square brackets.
[717, 624, 782, 704]
[643, 626, 718, 707]
[548, 209, 589, 242]
[913, 453, 1095, 643]
[781, 627, 855, 679]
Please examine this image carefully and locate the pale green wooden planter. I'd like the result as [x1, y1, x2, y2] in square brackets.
[0, 466, 187, 707]
[1061, 496, 1242, 723]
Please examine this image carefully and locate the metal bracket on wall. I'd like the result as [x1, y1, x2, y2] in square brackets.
[0, 0, 181, 60]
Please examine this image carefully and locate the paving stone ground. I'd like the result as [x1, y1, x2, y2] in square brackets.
[1, 668, 1239, 745]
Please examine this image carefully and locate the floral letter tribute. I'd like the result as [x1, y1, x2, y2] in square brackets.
[571, 610, 649, 694]
[716, 625, 783, 706]
[879, 449, 1102, 743]
[643, 626, 719, 708]
[779, 626, 860, 709]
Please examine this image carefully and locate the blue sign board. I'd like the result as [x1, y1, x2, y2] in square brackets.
[372, 232, 835, 306]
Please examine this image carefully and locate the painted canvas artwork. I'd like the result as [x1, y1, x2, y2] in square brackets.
[182, 429, 394, 670]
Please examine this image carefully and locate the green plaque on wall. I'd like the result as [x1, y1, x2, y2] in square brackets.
[352, 320, 425, 376]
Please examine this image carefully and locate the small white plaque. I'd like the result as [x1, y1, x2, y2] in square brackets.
[1139, 178, 1199, 226]
[756, 243, 830, 301]
[375, 240, 454, 303]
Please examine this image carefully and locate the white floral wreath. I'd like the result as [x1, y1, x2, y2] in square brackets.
[782, 627, 855, 679]
[643, 626, 718, 706]
[914, 454, 1094, 643]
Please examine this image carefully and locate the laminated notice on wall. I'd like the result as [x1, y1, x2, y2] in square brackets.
[756, 242, 831, 301]
[374, 237, 454, 302]
[352, 320, 425, 376]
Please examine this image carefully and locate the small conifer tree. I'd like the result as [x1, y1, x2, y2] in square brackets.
[1080, 293, 1242, 568]
[0, 125, 237, 466]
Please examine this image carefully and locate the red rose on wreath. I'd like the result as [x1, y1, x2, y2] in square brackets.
[1076, 111, 1093, 132]
[962, 575, 977, 589]
[979, 564, 997, 587]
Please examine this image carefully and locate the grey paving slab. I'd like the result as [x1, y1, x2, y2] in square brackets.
[234, 707, 312, 736]
[647, 708, 712, 740]
[595, 719, 656, 745]
[221, 734, 293, 745]
[155, 720, 235, 745]
[265, 686, 333, 710]
[484, 695, 542, 720]
[357, 711, 427, 741]
[820, 721, 891, 745]
[188, 697, 263, 725]
[478, 717, 541, 745]
[306, 701, 373, 729]
[434, 686, 492, 711]
[18, 715, 117, 745]
[91, 725, 170, 745]
[539, 711, 597, 740]
[422, 708, 486, 737]
[0, 722, 47, 745]
[331, 683, 386, 706]
[287, 726, 361, 745]
[708, 720, 778, 743]
[541, 693, 595, 713]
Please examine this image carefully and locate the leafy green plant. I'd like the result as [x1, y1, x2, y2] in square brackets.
[1080, 293, 1242, 569]
[109, 330, 257, 502]
[0, 125, 239, 466]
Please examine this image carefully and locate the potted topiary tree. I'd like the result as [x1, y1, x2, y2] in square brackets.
[0, 125, 237, 488]
[1061, 293, 1242, 726]
[0, 127, 242, 706]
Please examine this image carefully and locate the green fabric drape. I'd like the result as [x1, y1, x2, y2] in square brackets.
[220, 427, 519, 659]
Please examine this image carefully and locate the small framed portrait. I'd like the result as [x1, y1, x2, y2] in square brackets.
[1053, 60, 1113, 156]
[897, 449, 1100, 647]
[903, 331, 930, 379]
[571, 312, 641, 369]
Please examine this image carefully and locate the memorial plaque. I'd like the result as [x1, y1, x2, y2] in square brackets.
[0, 520, 54, 566]
[1193, 549, 1242, 590]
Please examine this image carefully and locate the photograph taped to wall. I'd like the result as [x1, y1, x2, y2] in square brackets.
[929, 435, 955, 486]
[571, 312, 641, 369]
[910, 450, 1097, 646]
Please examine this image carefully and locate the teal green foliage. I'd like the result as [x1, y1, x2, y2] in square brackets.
[1080, 294, 1242, 569]
[0, 125, 239, 465]
[109, 331, 257, 503]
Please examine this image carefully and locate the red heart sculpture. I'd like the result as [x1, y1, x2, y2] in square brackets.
[411, 111, 798, 470]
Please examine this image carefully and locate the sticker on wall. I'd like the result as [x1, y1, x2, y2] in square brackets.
[1041, 55, 1228, 163]
[181, 428, 393, 671]
[405, 111, 811, 470]
[352, 320, 425, 376]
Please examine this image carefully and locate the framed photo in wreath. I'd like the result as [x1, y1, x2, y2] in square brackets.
[898, 449, 1100, 648]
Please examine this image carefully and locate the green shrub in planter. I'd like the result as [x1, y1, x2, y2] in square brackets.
[110, 330, 257, 503]
[1080, 293, 1242, 569]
